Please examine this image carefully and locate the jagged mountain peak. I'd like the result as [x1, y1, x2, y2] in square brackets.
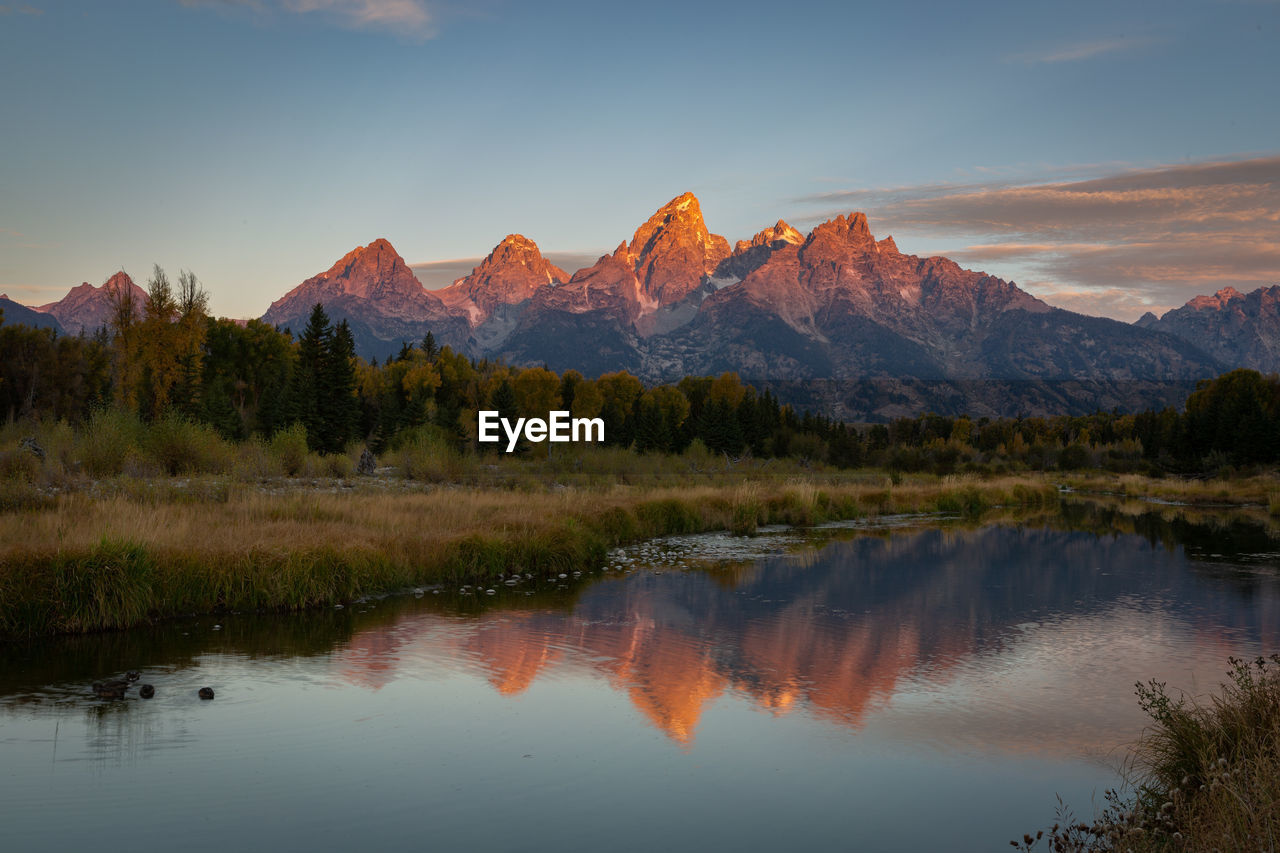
[806, 212, 877, 250]
[736, 220, 804, 253]
[36, 270, 146, 334]
[41, 270, 139, 307]
[103, 270, 138, 294]
[312, 238, 426, 302]
[1187, 286, 1245, 311]
[629, 192, 709, 256]
[1134, 284, 1280, 373]
[243, 202, 1231, 409]
[439, 233, 569, 323]
[262, 237, 440, 332]
[627, 192, 731, 306]
[473, 234, 565, 277]
[261, 238, 468, 362]
[328, 238, 411, 284]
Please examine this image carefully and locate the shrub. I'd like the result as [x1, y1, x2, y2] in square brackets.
[270, 423, 309, 476]
[80, 408, 145, 477]
[323, 452, 354, 479]
[394, 427, 464, 482]
[0, 448, 40, 482]
[145, 413, 232, 475]
[1017, 655, 1280, 852]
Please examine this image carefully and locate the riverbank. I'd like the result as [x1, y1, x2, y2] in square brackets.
[0, 474, 1058, 639]
[1018, 654, 1280, 852]
[7, 459, 1280, 640]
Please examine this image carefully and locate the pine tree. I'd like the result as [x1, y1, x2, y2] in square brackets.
[633, 398, 664, 453]
[323, 320, 360, 452]
[700, 399, 744, 456]
[489, 379, 519, 454]
[292, 303, 331, 449]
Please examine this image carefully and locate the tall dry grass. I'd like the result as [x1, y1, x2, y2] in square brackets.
[0, 476, 1058, 638]
[1017, 655, 1280, 852]
[1060, 471, 1279, 505]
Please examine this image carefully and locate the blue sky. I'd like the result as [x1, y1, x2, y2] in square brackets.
[1, 0, 1277, 319]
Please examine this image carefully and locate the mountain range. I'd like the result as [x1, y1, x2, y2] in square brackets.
[1136, 286, 1280, 373]
[12, 192, 1280, 417]
[0, 294, 65, 334]
[18, 272, 148, 336]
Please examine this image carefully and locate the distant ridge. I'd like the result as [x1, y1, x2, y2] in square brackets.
[37, 272, 146, 335]
[0, 294, 64, 334]
[240, 194, 1227, 415]
[1135, 285, 1280, 373]
[11, 192, 1258, 416]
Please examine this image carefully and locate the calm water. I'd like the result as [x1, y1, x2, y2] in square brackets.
[3, 505, 1280, 852]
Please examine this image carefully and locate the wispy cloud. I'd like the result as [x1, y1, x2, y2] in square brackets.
[0, 227, 57, 251]
[179, 0, 435, 39]
[0, 4, 43, 15]
[1007, 35, 1160, 64]
[796, 155, 1280, 321]
[411, 251, 605, 289]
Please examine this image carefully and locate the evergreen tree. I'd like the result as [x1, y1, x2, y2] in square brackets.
[559, 369, 583, 413]
[633, 397, 665, 453]
[827, 423, 863, 468]
[323, 320, 361, 452]
[489, 379, 520, 453]
[292, 303, 331, 449]
[699, 398, 744, 456]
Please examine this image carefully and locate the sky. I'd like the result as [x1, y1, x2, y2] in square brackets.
[1, 0, 1277, 321]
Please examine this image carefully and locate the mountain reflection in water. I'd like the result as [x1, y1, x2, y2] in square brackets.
[323, 523, 1280, 750]
[3, 513, 1280, 853]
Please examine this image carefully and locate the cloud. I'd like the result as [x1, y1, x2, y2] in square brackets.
[412, 251, 605, 289]
[179, 0, 434, 39]
[0, 4, 43, 15]
[0, 227, 57, 251]
[796, 155, 1280, 321]
[1006, 35, 1159, 64]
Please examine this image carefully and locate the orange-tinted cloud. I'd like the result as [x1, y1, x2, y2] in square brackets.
[179, 0, 435, 38]
[412, 252, 604, 290]
[798, 155, 1280, 320]
[1006, 35, 1163, 64]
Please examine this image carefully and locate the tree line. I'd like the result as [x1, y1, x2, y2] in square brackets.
[3, 274, 1280, 474]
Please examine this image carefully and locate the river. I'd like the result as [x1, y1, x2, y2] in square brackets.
[3, 502, 1278, 852]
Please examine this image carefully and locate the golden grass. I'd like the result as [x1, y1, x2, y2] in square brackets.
[1018, 656, 1280, 852]
[1060, 472, 1280, 505]
[0, 475, 1058, 638]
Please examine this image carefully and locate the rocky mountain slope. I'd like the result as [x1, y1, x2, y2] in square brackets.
[14, 192, 1247, 416]
[0, 295, 64, 334]
[1136, 286, 1280, 373]
[253, 193, 1225, 414]
[261, 238, 469, 361]
[37, 272, 146, 334]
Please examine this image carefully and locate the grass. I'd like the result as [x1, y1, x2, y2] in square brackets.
[1060, 471, 1280, 506]
[0, 474, 1059, 639]
[4, 416, 1278, 639]
[1017, 655, 1280, 852]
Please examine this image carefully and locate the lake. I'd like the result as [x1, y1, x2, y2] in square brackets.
[3, 502, 1279, 852]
